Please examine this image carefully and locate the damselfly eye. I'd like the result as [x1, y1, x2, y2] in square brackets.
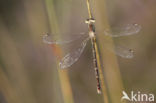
[85, 19, 89, 24]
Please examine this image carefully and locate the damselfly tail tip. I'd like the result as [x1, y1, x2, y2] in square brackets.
[97, 89, 102, 94]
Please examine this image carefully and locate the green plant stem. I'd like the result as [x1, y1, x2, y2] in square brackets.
[45, 1, 74, 103]
[86, 0, 109, 103]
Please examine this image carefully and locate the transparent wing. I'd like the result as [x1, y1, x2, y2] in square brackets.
[104, 24, 141, 37]
[59, 37, 90, 69]
[107, 45, 134, 58]
[42, 32, 87, 44]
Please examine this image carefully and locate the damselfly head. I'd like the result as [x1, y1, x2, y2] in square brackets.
[85, 18, 95, 24]
[90, 18, 95, 23]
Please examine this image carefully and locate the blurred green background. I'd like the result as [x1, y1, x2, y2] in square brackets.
[0, 0, 156, 103]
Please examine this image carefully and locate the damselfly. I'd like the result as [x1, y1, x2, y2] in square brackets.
[43, 22, 141, 92]
[43, 0, 141, 94]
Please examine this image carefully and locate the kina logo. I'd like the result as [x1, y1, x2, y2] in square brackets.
[121, 91, 154, 102]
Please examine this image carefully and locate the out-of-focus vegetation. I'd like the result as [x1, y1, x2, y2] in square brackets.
[0, 0, 156, 103]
